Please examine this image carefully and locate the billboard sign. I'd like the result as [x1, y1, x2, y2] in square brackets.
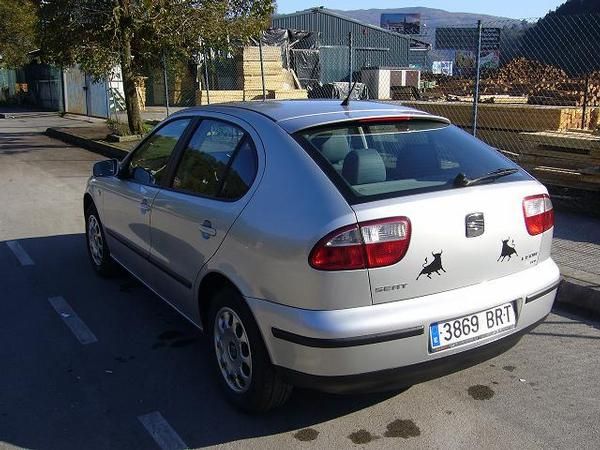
[480, 50, 500, 69]
[432, 61, 453, 76]
[381, 13, 421, 35]
[455, 49, 500, 70]
[435, 27, 501, 51]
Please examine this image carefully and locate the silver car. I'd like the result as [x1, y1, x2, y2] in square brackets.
[84, 100, 559, 412]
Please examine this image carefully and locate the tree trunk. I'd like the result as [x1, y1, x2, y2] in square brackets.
[119, 38, 144, 134]
[117, 0, 144, 135]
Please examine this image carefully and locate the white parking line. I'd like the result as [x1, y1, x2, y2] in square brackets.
[48, 296, 98, 345]
[6, 240, 35, 266]
[138, 412, 188, 450]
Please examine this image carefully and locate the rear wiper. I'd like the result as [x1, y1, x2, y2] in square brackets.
[453, 168, 519, 187]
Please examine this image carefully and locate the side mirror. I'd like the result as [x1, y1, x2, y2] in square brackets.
[93, 159, 119, 177]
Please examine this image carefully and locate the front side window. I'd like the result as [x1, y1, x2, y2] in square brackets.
[172, 119, 257, 199]
[299, 119, 528, 201]
[128, 119, 191, 185]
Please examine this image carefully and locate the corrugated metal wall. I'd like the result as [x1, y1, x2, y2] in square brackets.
[64, 66, 87, 114]
[0, 68, 17, 101]
[63, 65, 109, 117]
[23, 63, 63, 110]
[273, 9, 411, 84]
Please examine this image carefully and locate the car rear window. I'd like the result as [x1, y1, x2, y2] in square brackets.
[297, 119, 529, 202]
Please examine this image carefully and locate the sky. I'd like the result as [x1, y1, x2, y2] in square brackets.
[275, 0, 566, 19]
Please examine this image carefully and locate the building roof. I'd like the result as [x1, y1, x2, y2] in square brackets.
[273, 7, 431, 49]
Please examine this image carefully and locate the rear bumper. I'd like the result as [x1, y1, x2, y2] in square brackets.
[246, 258, 560, 387]
[275, 317, 545, 394]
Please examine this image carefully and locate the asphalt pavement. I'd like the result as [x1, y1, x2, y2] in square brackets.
[1, 114, 599, 449]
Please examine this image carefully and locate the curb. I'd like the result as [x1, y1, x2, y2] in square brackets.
[555, 277, 600, 316]
[1, 111, 61, 119]
[46, 127, 129, 160]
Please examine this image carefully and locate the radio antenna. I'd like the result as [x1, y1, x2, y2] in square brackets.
[341, 81, 358, 106]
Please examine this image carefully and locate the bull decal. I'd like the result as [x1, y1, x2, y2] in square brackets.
[498, 238, 518, 262]
[417, 251, 446, 280]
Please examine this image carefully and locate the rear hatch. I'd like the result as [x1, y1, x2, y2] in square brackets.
[298, 117, 554, 304]
[352, 182, 548, 303]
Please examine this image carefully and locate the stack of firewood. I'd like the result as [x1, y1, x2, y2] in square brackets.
[424, 57, 600, 107]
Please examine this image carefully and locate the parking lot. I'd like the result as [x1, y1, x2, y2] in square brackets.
[1, 114, 599, 450]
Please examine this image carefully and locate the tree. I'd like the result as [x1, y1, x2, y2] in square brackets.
[0, 0, 39, 68]
[518, 0, 600, 76]
[40, 0, 274, 134]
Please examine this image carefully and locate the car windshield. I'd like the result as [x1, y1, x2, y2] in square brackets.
[298, 119, 528, 201]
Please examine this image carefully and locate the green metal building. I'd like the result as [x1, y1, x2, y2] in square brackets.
[272, 7, 430, 84]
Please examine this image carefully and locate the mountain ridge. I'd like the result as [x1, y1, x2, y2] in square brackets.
[329, 7, 523, 29]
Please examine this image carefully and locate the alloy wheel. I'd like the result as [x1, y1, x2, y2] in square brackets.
[213, 307, 253, 393]
[87, 215, 104, 266]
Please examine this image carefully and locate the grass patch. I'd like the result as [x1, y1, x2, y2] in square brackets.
[106, 119, 154, 136]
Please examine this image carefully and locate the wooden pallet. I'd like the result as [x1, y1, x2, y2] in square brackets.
[243, 75, 289, 90]
[512, 130, 600, 191]
[519, 154, 600, 171]
[195, 90, 247, 104]
[195, 88, 307, 104]
[272, 89, 308, 100]
[240, 46, 282, 62]
[520, 131, 600, 152]
[239, 61, 286, 73]
[528, 166, 600, 191]
[403, 101, 588, 132]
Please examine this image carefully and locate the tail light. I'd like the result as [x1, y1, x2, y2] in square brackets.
[523, 194, 554, 235]
[309, 217, 411, 270]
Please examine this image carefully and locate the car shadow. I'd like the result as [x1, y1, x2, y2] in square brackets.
[0, 233, 400, 449]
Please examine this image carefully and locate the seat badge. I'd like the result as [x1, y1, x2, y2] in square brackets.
[465, 212, 484, 238]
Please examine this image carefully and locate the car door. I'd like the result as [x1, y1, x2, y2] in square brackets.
[146, 116, 262, 318]
[100, 118, 193, 277]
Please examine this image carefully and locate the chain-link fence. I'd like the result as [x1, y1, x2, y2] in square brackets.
[113, 13, 600, 195]
[404, 15, 600, 196]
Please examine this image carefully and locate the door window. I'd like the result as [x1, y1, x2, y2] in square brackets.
[220, 138, 258, 199]
[172, 119, 257, 199]
[128, 119, 191, 185]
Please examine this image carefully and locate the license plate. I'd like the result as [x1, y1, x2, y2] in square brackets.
[430, 302, 516, 352]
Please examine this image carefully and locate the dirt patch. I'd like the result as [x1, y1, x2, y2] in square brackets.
[468, 384, 495, 400]
[294, 428, 319, 442]
[384, 419, 421, 438]
[348, 429, 377, 444]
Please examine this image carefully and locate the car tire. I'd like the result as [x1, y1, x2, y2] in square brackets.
[208, 287, 292, 413]
[85, 203, 115, 277]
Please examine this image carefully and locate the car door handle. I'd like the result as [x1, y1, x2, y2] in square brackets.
[199, 220, 217, 239]
[140, 198, 152, 214]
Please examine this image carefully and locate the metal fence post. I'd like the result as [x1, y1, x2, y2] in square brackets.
[471, 20, 483, 136]
[203, 48, 211, 105]
[258, 33, 266, 101]
[348, 31, 353, 95]
[582, 74, 589, 129]
[162, 53, 170, 116]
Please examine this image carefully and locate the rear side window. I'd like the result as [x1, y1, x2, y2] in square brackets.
[220, 139, 258, 199]
[298, 119, 528, 202]
[172, 119, 257, 199]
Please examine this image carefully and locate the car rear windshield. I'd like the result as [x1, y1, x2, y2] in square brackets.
[297, 118, 529, 203]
